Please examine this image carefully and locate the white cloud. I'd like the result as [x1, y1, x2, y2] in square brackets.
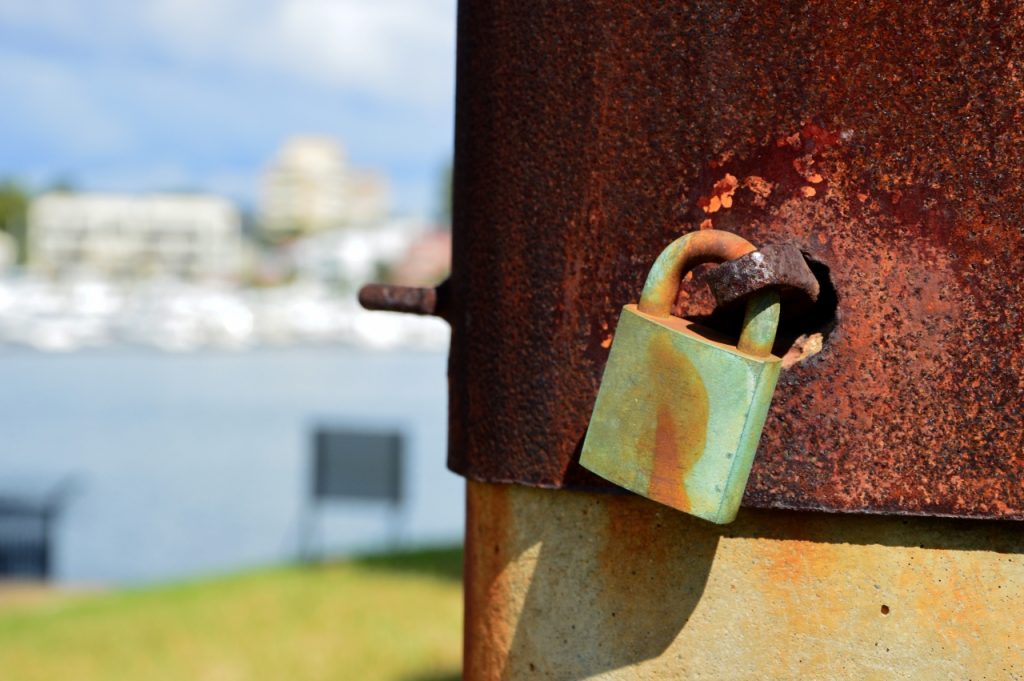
[0, 0, 456, 108]
[274, 0, 455, 102]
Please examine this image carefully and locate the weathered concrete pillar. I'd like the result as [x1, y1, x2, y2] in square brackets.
[464, 482, 1024, 679]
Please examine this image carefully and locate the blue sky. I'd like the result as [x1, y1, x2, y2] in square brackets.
[0, 0, 457, 217]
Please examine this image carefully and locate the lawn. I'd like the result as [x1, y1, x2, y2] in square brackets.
[0, 547, 463, 681]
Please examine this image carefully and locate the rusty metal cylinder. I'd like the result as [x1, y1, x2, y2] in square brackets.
[449, 0, 1024, 520]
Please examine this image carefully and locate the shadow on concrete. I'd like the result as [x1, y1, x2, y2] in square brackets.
[723, 508, 1024, 555]
[502, 487, 721, 680]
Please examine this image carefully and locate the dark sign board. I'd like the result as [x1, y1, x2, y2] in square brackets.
[312, 428, 403, 504]
[0, 483, 72, 579]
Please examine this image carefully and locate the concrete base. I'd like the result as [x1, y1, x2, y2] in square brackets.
[464, 481, 1024, 680]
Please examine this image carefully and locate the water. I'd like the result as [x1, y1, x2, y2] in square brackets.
[0, 348, 460, 585]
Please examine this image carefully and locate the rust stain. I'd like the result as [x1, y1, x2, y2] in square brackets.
[742, 175, 773, 207]
[463, 482, 515, 680]
[698, 173, 739, 214]
[708, 150, 735, 168]
[893, 552, 985, 645]
[593, 490, 721, 653]
[643, 334, 709, 512]
[777, 132, 802, 149]
[648, 405, 690, 511]
[598, 495, 673, 586]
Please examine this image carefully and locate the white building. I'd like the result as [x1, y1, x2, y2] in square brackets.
[289, 218, 428, 289]
[258, 136, 390, 238]
[0, 231, 15, 272]
[28, 193, 243, 280]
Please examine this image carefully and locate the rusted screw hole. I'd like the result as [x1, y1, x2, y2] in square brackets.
[775, 254, 838, 366]
[880, 604, 890, 615]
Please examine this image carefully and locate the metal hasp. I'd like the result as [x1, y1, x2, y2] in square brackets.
[449, 0, 1024, 520]
[580, 230, 782, 524]
[704, 243, 820, 312]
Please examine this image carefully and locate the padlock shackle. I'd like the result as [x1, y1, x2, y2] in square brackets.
[638, 229, 780, 358]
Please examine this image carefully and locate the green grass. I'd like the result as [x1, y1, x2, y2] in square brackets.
[0, 547, 463, 681]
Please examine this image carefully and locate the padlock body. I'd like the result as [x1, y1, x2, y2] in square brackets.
[580, 305, 781, 524]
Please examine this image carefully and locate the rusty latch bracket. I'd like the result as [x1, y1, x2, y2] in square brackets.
[704, 243, 820, 311]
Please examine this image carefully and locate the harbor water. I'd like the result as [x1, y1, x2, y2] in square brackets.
[0, 347, 459, 585]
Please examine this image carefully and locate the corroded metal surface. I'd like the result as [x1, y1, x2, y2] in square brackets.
[464, 481, 1024, 680]
[704, 243, 820, 311]
[581, 230, 781, 524]
[449, 0, 1024, 519]
[358, 281, 450, 320]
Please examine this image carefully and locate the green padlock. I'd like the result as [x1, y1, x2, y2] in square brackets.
[580, 229, 782, 524]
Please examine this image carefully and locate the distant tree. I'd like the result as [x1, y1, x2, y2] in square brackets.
[48, 176, 76, 193]
[0, 180, 29, 263]
[373, 260, 394, 285]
